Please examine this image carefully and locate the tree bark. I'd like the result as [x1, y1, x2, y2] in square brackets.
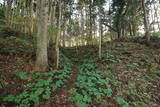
[98, 7, 102, 59]
[89, 0, 92, 45]
[117, 24, 122, 39]
[154, 4, 160, 31]
[56, 1, 62, 68]
[63, 18, 66, 47]
[142, 0, 151, 44]
[35, 0, 49, 71]
[5, 0, 13, 26]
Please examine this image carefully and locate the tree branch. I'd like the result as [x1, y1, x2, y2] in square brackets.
[102, 23, 117, 32]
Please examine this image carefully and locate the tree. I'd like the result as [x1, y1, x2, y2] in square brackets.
[35, 0, 49, 71]
[142, 0, 151, 44]
[5, 0, 13, 26]
[98, 6, 102, 59]
[56, 0, 62, 68]
[96, 0, 105, 59]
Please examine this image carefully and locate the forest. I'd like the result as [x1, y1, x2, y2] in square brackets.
[0, 0, 160, 107]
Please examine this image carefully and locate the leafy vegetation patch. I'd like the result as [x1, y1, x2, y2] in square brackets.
[2, 54, 72, 107]
[69, 60, 112, 107]
[11, 69, 28, 80]
[115, 96, 129, 107]
[0, 35, 34, 55]
[63, 42, 160, 107]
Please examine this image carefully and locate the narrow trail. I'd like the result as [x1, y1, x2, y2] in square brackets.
[44, 62, 79, 107]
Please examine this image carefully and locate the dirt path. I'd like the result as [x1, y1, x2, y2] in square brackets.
[44, 62, 79, 107]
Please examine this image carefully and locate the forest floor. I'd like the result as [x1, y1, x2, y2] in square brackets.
[38, 62, 79, 107]
[0, 27, 160, 107]
[62, 41, 160, 107]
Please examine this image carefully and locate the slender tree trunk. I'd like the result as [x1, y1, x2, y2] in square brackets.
[132, 22, 136, 36]
[129, 23, 133, 36]
[85, 7, 89, 45]
[63, 19, 66, 47]
[56, 1, 62, 68]
[116, 16, 122, 39]
[30, 0, 35, 35]
[101, 24, 103, 43]
[80, 8, 84, 40]
[5, 0, 12, 26]
[89, 0, 92, 45]
[35, 0, 48, 71]
[117, 24, 122, 39]
[98, 7, 102, 59]
[154, 4, 160, 31]
[51, 1, 56, 25]
[142, 0, 150, 44]
[4, 0, 6, 19]
[150, 5, 155, 32]
[50, 0, 57, 45]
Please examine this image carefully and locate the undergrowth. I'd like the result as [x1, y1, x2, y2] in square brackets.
[0, 35, 34, 55]
[69, 60, 112, 107]
[2, 54, 72, 107]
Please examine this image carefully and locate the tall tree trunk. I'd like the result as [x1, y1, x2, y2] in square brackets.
[150, 5, 155, 32]
[154, 4, 160, 31]
[116, 16, 122, 39]
[56, 1, 62, 68]
[98, 7, 102, 59]
[5, 0, 12, 26]
[30, 0, 36, 35]
[89, 0, 92, 45]
[63, 18, 66, 47]
[129, 23, 133, 36]
[132, 21, 137, 36]
[85, 7, 89, 45]
[51, 1, 56, 26]
[101, 24, 103, 43]
[50, 0, 57, 45]
[80, 8, 84, 40]
[35, 0, 48, 71]
[117, 24, 122, 39]
[142, 0, 150, 44]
